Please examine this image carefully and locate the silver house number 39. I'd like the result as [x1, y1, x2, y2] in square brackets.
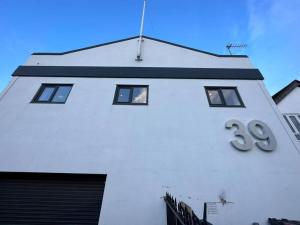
[225, 119, 277, 152]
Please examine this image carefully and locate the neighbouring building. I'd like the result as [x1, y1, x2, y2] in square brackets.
[273, 80, 300, 142]
[0, 36, 300, 225]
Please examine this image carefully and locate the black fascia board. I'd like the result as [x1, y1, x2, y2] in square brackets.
[272, 80, 300, 104]
[12, 66, 264, 80]
[31, 35, 248, 58]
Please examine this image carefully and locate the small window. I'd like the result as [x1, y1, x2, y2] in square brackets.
[205, 87, 244, 107]
[32, 84, 73, 104]
[284, 114, 300, 141]
[113, 85, 148, 105]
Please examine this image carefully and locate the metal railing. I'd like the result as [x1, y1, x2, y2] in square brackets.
[164, 193, 212, 225]
[164, 193, 300, 225]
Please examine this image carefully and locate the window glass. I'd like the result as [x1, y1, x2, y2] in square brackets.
[290, 116, 300, 133]
[114, 85, 148, 105]
[205, 87, 244, 107]
[52, 86, 72, 103]
[222, 89, 241, 106]
[283, 115, 296, 132]
[33, 84, 72, 103]
[117, 88, 131, 102]
[38, 87, 56, 102]
[132, 87, 147, 103]
[207, 90, 222, 105]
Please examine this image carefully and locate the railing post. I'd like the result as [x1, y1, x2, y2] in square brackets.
[165, 193, 212, 225]
[203, 202, 207, 224]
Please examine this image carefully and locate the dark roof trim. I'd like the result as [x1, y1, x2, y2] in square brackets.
[272, 80, 300, 104]
[32, 35, 248, 58]
[12, 66, 264, 80]
[32, 36, 139, 55]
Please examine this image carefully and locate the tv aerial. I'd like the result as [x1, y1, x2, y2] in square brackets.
[226, 43, 247, 55]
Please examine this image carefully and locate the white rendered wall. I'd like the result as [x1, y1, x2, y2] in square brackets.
[277, 87, 300, 113]
[25, 37, 253, 69]
[0, 77, 299, 225]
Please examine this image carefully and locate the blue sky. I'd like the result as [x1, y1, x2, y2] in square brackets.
[0, 0, 299, 95]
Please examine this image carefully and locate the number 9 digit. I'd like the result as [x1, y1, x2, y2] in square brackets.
[247, 120, 277, 152]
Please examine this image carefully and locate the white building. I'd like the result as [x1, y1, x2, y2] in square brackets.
[273, 80, 300, 142]
[0, 36, 300, 225]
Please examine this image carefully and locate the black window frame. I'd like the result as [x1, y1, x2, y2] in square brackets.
[283, 114, 300, 141]
[205, 86, 245, 107]
[31, 83, 73, 104]
[113, 85, 149, 105]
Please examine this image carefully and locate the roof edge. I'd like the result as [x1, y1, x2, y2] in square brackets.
[32, 36, 139, 55]
[272, 80, 300, 104]
[32, 35, 249, 58]
[143, 36, 248, 58]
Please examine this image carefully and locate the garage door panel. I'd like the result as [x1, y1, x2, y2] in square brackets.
[0, 172, 106, 225]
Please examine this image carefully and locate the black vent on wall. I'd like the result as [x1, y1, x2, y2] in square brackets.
[0, 172, 106, 225]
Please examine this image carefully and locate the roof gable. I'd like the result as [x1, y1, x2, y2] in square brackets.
[32, 35, 248, 58]
[26, 36, 253, 69]
[273, 80, 300, 104]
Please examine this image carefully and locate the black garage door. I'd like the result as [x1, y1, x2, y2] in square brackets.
[0, 172, 106, 225]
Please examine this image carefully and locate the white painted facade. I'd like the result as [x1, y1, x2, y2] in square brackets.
[277, 87, 300, 114]
[0, 37, 300, 225]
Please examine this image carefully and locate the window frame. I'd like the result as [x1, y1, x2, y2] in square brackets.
[205, 86, 245, 108]
[283, 114, 300, 141]
[113, 85, 149, 105]
[31, 83, 73, 104]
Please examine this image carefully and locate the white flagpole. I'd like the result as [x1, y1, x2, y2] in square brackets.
[136, 0, 146, 61]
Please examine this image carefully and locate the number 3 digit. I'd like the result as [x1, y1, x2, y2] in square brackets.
[225, 120, 253, 151]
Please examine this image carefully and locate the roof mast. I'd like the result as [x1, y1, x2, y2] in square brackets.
[136, 0, 146, 61]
